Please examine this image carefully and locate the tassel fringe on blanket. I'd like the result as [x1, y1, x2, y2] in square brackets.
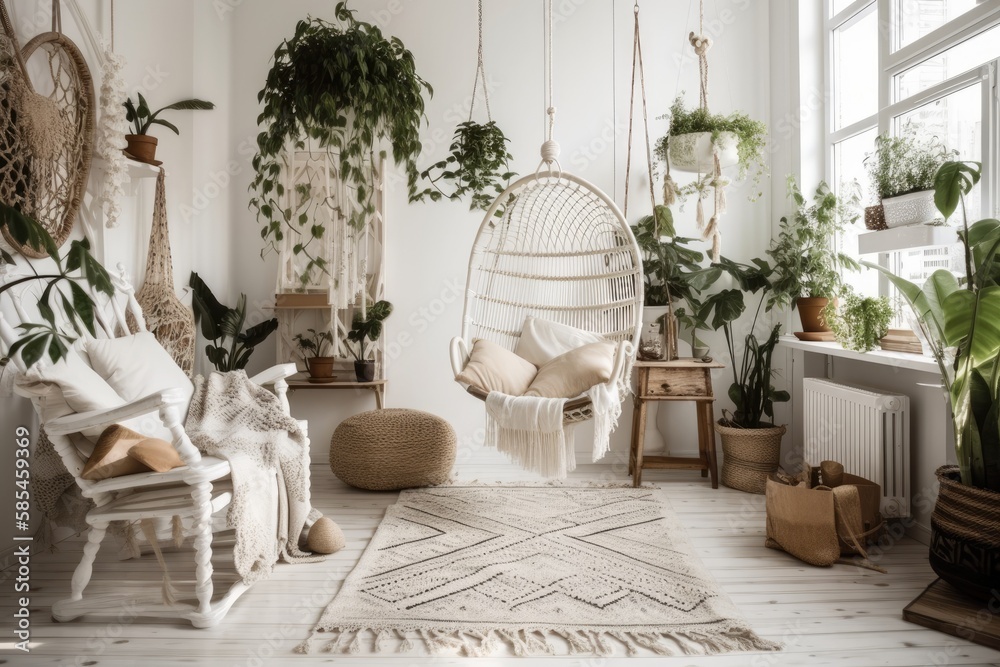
[294, 624, 781, 657]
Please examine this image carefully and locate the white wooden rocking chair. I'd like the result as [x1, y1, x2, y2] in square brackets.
[0, 265, 300, 628]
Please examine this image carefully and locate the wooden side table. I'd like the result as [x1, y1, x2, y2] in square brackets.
[629, 358, 725, 488]
[286, 374, 386, 409]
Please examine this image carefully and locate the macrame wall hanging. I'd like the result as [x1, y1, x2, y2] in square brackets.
[95, 0, 127, 227]
[131, 169, 195, 374]
[0, 0, 94, 258]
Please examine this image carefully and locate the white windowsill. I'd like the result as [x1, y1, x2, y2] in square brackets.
[858, 224, 958, 255]
[777, 335, 941, 374]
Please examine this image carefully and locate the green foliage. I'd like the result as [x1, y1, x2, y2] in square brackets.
[123, 94, 214, 135]
[292, 328, 335, 360]
[410, 121, 515, 213]
[866, 130, 954, 200]
[863, 160, 1000, 491]
[345, 300, 393, 361]
[251, 3, 432, 284]
[823, 290, 892, 353]
[630, 206, 721, 307]
[654, 96, 768, 198]
[767, 178, 861, 308]
[189, 272, 278, 372]
[0, 205, 113, 369]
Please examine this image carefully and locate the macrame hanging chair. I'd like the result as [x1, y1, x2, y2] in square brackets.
[450, 0, 644, 427]
[0, 0, 94, 258]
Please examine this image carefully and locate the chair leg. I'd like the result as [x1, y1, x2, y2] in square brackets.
[191, 482, 215, 615]
[70, 521, 108, 601]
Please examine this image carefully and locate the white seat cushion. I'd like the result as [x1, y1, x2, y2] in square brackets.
[515, 316, 607, 366]
[86, 332, 194, 416]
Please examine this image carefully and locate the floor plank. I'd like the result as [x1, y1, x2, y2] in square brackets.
[4, 462, 1000, 666]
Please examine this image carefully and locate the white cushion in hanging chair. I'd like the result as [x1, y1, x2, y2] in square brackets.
[668, 130, 740, 174]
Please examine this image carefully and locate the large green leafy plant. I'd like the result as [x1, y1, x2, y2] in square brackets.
[189, 272, 278, 372]
[865, 161, 1000, 491]
[630, 205, 720, 307]
[251, 3, 432, 282]
[767, 178, 860, 308]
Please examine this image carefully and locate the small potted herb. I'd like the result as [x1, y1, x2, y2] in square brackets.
[822, 290, 893, 353]
[123, 94, 215, 164]
[345, 300, 392, 382]
[293, 329, 336, 380]
[866, 130, 953, 228]
[766, 178, 860, 335]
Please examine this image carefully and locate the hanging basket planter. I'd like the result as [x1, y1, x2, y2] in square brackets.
[668, 131, 739, 174]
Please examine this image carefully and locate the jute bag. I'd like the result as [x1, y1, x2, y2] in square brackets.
[765, 476, 886, 572]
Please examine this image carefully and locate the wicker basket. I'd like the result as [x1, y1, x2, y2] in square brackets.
[716, 421, 785, 494]
[864, 204, 887, 231]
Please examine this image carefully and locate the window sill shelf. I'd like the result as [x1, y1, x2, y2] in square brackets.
[858, 224, 958, 254]
[777, 335, 940, 374]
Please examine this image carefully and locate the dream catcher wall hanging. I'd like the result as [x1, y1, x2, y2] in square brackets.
[0, 0, 95, 258]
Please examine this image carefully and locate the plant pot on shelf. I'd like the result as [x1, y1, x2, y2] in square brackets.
[716, 420, 786, 494]
[796, 296, 831, 333]
[354, 360, 375, 382]
[929, 465, 1000, 602]
[881, 189, 938, 228]
[864, 204, 887, 231]
[667, 131, 740, 174]
[306, 356, 336, 379]
[124, 134, 159, 164]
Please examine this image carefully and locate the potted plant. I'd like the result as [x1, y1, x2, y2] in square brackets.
[766, 178, 861, 335]
[654, 96, 768, 198]
[674, 292, 713, 359]
[122, 94, 215, 165]
[631, 205, 720, 359]
[866, 130, 953, 228]
[702, 256, 790, 494]
[189, 272, 279, 371]
[292, 329, 336, 380]
[865, 160, 999, 600]
[345, 300, 392, 382]
[252, 3, 431, 284]
[822, 290, 893, 353]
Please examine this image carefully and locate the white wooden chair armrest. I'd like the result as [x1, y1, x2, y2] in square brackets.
[248, 363, 298, 386]
[45, 388, 189, 436]
[450, 337, 471, 378]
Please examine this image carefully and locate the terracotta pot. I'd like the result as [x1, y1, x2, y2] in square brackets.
[796, 296, 831, 333]
[306, 356, 335, 378]
[354, 360, 375, 382]
[929, 465, 1000, 601]
[124, 134, 158, 163]
[715, 420, 785, 495]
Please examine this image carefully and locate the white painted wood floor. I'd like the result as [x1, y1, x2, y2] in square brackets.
[6, 463, 1000, 667]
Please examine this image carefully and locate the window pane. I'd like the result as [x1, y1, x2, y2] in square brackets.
[835, 128, 880, 298]
[895, 24, 1000, 100]
[833, 8, 879, 129]
[832, 0, 865, 17]
[894, 81, 983, 217]
[893, 0, 980, 51]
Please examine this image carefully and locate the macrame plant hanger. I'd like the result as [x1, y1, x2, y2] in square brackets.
[469, 0, 492, 128]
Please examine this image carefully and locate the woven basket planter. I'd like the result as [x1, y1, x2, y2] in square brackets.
[929, 465, 1000, 601]
[717, 421, 785, 494]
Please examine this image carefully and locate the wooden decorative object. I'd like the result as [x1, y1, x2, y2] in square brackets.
[904, 579, 1000, 651]
[880, 328, 923, 354]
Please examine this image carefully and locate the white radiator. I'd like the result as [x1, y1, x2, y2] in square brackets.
[803, 378, 910, 518]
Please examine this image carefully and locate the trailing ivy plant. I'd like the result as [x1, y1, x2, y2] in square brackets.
[251, 2, 432, 284]
[410, 120, 515, 213]
[822, 289, 893, 353]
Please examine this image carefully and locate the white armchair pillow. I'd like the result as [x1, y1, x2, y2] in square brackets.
[86, 332, 194, 410]
[515, 316, 607, 366]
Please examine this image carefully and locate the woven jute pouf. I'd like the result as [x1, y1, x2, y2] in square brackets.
[330, 409, 457, 491]
[715, 421, 786, 495]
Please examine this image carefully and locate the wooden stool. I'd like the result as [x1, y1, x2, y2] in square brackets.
[629, 358, 724, 488]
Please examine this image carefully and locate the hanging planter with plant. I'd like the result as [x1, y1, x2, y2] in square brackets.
[252, 2, 432, 284]
[410, 0, 514, 213]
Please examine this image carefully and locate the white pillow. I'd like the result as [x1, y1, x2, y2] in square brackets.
[456, 339, 538, 396]
[86, 332, 194, 411]
[15, 349, 123, 426]
[515, 316, 607, 366]
[524, 341, 616, 399]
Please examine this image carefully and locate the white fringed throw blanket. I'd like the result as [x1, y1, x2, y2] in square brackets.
[484, 382, 622, 479]
[186, 371, 324, 583]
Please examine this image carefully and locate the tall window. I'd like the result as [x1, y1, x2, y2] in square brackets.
[824, 0, 1000, 313]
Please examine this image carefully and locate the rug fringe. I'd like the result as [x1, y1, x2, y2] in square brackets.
[303, 625, 781, 657]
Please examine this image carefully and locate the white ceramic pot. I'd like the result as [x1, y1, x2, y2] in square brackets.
[668, 131, 740, 174]
[881, 189, 939, 228]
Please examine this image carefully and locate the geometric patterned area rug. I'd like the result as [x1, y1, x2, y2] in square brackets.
[298, 484, 781, 657]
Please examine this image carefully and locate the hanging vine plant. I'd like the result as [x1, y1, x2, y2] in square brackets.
[251, 2, 432, 278]
[409, 0, 515, 214]
[411, 120, 514, 212]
